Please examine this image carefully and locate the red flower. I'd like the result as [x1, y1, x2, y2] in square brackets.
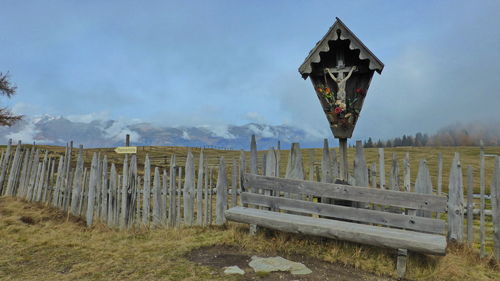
[334, 107, 343, 114]
[325, 87, 331, 94]
[355, 88, 365, 94]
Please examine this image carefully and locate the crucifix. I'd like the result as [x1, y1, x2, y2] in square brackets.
[299, 18, 384, 184]
[324, 48, 357, 181]
[324, 49, 357, 103]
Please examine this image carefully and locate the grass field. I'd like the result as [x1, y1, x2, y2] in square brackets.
[0, 197, 498, 281]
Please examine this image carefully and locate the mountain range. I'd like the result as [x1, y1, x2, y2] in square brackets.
[0, 115, 329, 149]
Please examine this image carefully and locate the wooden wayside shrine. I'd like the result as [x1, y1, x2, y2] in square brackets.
[299, 17, 384, 180]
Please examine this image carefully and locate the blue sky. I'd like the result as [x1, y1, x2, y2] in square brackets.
[1, 0, 500, 141]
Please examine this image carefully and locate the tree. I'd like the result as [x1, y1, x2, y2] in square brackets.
[385, 140, 392, 148]
[376, 139, 384, 148]
[365, 137, 374, 148]
[0, 72, 22, 126]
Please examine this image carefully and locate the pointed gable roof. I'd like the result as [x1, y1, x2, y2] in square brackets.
[299, 17, 384, 79]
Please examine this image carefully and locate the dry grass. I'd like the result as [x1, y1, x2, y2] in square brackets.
[0, 197, 498, 281]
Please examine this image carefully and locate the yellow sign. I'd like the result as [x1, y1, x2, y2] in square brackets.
[114, 146, 137, 154]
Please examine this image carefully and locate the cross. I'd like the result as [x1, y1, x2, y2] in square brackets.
[324, 48, 357, 102]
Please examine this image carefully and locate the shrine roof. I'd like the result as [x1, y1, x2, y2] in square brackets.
[299, 17, 384, 79]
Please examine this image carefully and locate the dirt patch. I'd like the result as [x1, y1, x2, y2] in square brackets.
[186, 245, 394, 281]
[19, 215, 36, 225]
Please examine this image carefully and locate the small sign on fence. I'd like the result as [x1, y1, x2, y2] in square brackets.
[114, 146, 137, 154]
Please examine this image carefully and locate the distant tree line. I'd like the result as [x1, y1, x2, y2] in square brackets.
[362, 124, 500, 148]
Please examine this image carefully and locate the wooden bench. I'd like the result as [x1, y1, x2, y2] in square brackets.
[225, 173, 448, 277]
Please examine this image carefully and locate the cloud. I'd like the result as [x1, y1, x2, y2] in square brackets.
[244, 112, 266, 123]
[5, 120, 39, 144]
[102, 119, 141, 143]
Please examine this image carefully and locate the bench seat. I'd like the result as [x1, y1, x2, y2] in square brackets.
[225, 206, 447, 256]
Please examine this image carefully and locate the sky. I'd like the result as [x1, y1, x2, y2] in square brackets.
[1, 0, 500, 143]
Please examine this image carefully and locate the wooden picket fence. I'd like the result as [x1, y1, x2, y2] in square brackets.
[0, 136, 498, 260]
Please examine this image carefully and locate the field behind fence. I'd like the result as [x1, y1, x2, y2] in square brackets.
[0, 137, 499, 259]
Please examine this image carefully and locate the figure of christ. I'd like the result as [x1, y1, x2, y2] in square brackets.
[326, 66, 357, 102]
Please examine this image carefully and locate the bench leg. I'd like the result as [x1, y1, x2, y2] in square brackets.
[249, 224, 259, 236]
[396, 248, 408, 278]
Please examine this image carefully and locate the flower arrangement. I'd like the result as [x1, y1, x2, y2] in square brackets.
[316, 85, 366, 129]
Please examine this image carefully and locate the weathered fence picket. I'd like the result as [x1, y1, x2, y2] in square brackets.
[467, 165, 474, 246]
[197, 150, 204, 225]
[215, 157, 227, 225]
[448, 153, 464, 243]
[183, 150, 195, 226]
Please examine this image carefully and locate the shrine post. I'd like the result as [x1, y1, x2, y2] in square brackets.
[298, 17, 384, 181]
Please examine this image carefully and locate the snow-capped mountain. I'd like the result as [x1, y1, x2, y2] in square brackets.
[0, 115, 329, 149]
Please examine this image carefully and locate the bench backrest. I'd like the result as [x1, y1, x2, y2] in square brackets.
[241, 173, 447, 235]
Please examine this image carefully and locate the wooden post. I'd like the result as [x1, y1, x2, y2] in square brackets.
[176, 166, 182, 226]
[437, 152, 443, 197]
[34, 152, 48, 202]
[108, 163, 117, 227]
[18, 150, 30, 197]
[285, 143, 304, 180]
[415, 160, 433, 217]
[354, 141, 368, 186]
[396, 248, 408, 278]
[143, 155, 151, 225]
[161, 169, 168, 224]
[62, 141, 73, 211]
[153, 167, 161, 226]
[264, 148, 277, 205]
[86, 153, 98, 227]
[0, 139, 12, 195]
[239, 150, 246, 192]
[215, 157, 227, 225]
[204, 161, 209, 226]
[119, 155, 129, 230]
[100, 155, 108, 222]
[232, 158, 238, 207]
[321, 139, 333, 183]
[480, 141, 486, 257]
[339, 138, 348, 181]
[127, 155, 138, 229]
[261, 152, 267, 177]
[196, 150, 204, 225]
[70, 145, 84, 215]
[183, 150, 195, 226]
[403, 152, 410, 192]
[491, 156, 500, 260]
[331, 149, 339, 180]
[30, 163, 41, 202]
[467, 165, 474, 246]
[125, 134, 130, 147]
[276, 141, 281, 178]
[250, 135, 257, 175]
[52, 156, 64, 206]
[371, 163, 377, 188]
[448, 152, 464, 243]
[379, 148, 385, 189]
[390, 153, 399, 191]
[168, 155, 177, 227]
[78, 168, 88, 216]
[354, 141, 368, 208]
[209, 167, 213, 225]
[308, 149, 315, 182]
[5, 141, 22, 196]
